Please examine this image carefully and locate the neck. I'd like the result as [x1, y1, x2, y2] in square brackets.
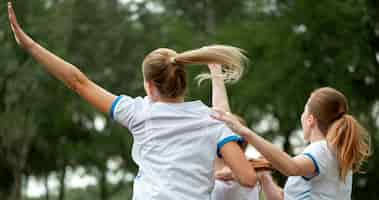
[309, 129, 326, 143]
[155, 96, 185, 103]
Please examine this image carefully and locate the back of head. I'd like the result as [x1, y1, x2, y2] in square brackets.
[307, 87, 371, 181]
[142, 45, 247, 99]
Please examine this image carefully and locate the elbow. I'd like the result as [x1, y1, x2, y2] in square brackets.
[66, 71, 89, 92]
[237, 171, 258, 188]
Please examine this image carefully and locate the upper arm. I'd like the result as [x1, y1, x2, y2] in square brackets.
[220, 142, 257, 187]
[291, 142, 328, 179]
[73, 77, 117, 114]
[291, 155, 318, 178]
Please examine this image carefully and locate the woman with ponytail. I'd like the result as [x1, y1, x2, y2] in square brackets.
[8, 2, 257, 200]
[212, 87, 371, 200]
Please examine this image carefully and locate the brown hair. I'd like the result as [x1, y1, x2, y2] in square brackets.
[142, 45, 247, 98]
[307, 87, 371, 181]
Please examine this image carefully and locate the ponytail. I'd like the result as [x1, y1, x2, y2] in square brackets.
[326, 114, 371, 181]
[174, 45, 247, 84]
[143, 45, 247, 98]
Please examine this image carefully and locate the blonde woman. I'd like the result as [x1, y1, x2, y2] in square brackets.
[7, 2, 257, 200]
[212, 86, 371, 200]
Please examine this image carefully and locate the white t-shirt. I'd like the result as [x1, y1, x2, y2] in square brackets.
[211, 180, 260, 200]
[111, 95, 243, 200]
[284, 140, 352, 200]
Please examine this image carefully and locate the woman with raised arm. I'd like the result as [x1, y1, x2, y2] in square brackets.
[212, 86, 371, 200]
[208, 64, 272, 200]
[7, 2, 257, 200]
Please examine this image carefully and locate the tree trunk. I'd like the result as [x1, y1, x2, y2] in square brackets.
[44, 173, 50, 200]
[99, 167, 108, 200]
[58, 165, 66, 200]
[10, 170, 22, 200]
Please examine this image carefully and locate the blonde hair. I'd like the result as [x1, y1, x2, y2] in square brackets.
[142, 45, 247, 98]
[308, 87, 371, 181]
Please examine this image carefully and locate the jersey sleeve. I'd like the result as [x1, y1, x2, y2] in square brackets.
[216, 124, 244, 158]
[301, 141, 329, 180]
[109, 95, 146, 130]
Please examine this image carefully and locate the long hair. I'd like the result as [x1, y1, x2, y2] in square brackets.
[142, 45, 247, 98]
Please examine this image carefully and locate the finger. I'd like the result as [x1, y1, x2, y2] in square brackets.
[8, 1, 23, 45]
[209, 64, 223, 73]
[210, 111, 224, 121]
[215, 174, 226, 180]
[8, 2, 18, 27]
[220, 177, 232, 181]
[8, 1, 14, 22]
[215, 174, 223, 179]
[8, 2, 22, 31]
[212, 107, 226, 115]
[213, 63, 222, 68]
[213, 107, 233, 116]
[216, 177, 228, 181]
[8, 2, 16, 29]
[210, 114, 231, 124]
[215, 170, 229, 177]
[209, 63, 224, 72]
[211, 108, 232, 121]
[216, 174, 232, 181]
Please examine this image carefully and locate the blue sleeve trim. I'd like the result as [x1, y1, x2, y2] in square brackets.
[110, 96, 123, 120]
[217, 135, 244, 158]
[302, 153, 320, 181]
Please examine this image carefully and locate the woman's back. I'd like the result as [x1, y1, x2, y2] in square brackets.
[112, 95, 241, 200]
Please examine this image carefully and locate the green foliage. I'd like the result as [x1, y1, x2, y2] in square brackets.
[0, 0, 378, 200]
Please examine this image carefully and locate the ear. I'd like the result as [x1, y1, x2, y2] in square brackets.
[146, 80, 160, 100]
[307, 114, 317, 128]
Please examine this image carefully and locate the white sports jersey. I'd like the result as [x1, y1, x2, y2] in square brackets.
[111, 95, 243, 200]
[284, 140, 352, 200]
[211, 180, 260, 200]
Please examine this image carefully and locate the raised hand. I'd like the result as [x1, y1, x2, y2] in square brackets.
[7, 0, 117, 114]
[8, 1, 34, 48]
[208, 64, 223, 77]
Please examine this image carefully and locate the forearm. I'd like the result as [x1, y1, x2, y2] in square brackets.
[221, 142, 257, 188]
[259, 173, 284, 200]
[240, 128, 300, 176]
[26, 39, 88, 90]
[211, 72, 230, 112]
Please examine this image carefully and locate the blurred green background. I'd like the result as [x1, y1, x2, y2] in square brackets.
[0, 0, 378, 199]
